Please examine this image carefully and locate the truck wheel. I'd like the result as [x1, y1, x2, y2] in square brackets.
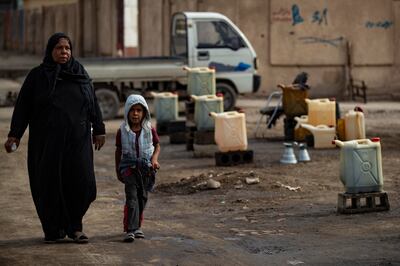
[216, 82, 237, 111]
[95, 89, 119, 120]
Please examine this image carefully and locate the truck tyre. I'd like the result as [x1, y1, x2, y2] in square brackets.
[216, 82, 237, 111]
[95, 89, 119, 120]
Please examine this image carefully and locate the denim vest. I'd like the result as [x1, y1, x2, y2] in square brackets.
[119, 122, 154, 173]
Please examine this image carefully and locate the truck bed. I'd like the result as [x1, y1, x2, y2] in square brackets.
[81, 56, 188, 83]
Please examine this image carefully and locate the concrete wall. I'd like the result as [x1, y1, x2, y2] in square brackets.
[24, 0, 77, 9]
[0, 0, 119, 57]
[139, 0, 400, 100]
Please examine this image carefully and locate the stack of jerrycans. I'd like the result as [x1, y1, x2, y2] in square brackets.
[184, 67, 223, 156]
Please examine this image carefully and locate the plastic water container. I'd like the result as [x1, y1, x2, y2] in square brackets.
[344, 110, 365, 141]
[185, 67, 216, 96]
[336, 118, 346, 141]
[210, 111, 247, 152]
[305, 98, 336, 127]
[151, 92, 178, 122]
[192, 95, 223, 131]
[300, 124, 336, 148]
[294, 115, 310, 141]
[333, 138, 383, 193]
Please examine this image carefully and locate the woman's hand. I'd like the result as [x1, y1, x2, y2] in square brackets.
[93, 135, 105, 151]
[117, 172, 124, 183]
[4, 137, 19, 153]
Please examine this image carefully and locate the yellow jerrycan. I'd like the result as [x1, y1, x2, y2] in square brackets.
[344, 108, 366, 141]
[300, 124, 336, 148]
[210, 111, 247, 152]
[305, 98, 336, 127]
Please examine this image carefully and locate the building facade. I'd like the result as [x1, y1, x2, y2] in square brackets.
[1, 0, 399, 99]
[138, 0, 400, 100]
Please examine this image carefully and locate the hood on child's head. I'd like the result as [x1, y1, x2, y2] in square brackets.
[124, 94, 152, 131]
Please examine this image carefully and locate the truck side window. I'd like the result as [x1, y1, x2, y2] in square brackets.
[196, 21, 245, 50]
[172, 18, 188, 57]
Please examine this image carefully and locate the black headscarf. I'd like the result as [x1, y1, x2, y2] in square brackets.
[41, 32, 95, 116]
[41, 32, 89, 84]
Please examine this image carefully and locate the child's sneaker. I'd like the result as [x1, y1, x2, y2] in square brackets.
[124, 232, 135, 242]
[134, 229, 145, 238]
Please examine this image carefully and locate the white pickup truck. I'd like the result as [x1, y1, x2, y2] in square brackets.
[83, 11, 261, 119]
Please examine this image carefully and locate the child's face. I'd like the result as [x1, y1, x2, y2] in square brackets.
[128, 104, 145, 125]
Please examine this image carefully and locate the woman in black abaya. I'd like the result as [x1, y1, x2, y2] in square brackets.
[4, 33, 106, 243]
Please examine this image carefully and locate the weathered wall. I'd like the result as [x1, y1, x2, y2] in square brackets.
[0, 0, 119, 57]
[23, 0, 77, 9]
[270, 0, 393, 65]
[96, 0, 118, 57]
[139, 0, 400, 100]
[138, 0, 164, 56]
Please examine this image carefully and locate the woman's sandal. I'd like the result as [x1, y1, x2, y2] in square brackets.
[73, 231, 89, 244]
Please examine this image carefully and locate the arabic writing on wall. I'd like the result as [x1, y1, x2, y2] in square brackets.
[270, 0, 394, 65]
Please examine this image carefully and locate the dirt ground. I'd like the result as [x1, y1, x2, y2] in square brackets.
[0, 95, 400, 265]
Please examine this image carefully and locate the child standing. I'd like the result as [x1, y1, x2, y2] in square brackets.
[115, 94, 160, 242]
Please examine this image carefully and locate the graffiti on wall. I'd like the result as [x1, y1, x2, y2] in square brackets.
[365, 20, 393, 29]
[291, 4, 304, 25]
[273, 3, 393, 30]
[311, 8, 328, 25]
[270, 0, 394, 65]
[288, 4, 328, 26]
[273, 3, 392, 48]
[298, 36, 344, 47]
[271, 8, 291, 22]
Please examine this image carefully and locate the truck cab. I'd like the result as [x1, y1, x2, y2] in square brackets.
[171, 12, 260, 110]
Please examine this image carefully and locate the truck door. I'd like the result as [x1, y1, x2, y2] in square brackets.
[191, 19, 256, 94]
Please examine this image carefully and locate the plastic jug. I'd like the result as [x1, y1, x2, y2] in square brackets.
[192, 95, 223, 131]
[151, 92, 178, 123]
[305, 98, 336, 127]
[185, 67, 216, 96]
[294, 115, 310, 141]
[336, 118, 346, 141]
[333, 138, 383, 193]
[300, 124, 336, 148]
[210, 111, 247, 152]
[344, 110, 365, 141]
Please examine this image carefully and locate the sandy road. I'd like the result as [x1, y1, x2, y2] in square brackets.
[0, 98, 400, 265]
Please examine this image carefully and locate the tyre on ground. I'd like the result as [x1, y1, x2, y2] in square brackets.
[216, 82, 237, 111]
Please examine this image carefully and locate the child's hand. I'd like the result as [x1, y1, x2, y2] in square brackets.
[151, 160, 160, 170]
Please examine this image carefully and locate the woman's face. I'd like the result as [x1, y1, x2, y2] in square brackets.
[52, 38, 71, 64]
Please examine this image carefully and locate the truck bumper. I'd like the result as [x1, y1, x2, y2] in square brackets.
[253, 74, 261, 93]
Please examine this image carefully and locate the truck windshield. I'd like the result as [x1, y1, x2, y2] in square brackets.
[196, 21, 246, 50]
[171, 18, 188, 57]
